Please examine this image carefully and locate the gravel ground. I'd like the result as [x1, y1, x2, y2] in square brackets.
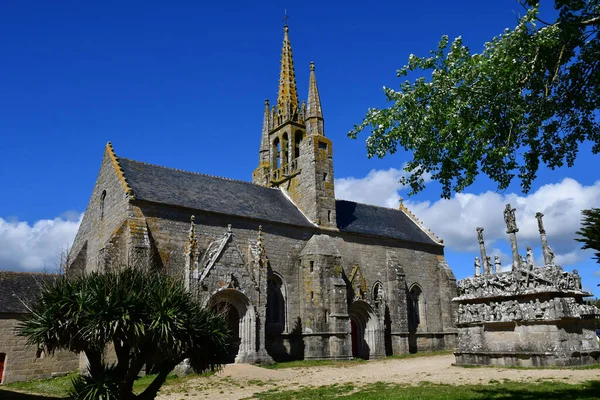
[157, 354, 600, 400]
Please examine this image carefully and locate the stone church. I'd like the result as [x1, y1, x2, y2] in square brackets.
[68, 24, 458, 363]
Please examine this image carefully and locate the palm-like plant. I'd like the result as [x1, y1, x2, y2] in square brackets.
[19, 268, 230, 400]
[576, 208, 600, 265]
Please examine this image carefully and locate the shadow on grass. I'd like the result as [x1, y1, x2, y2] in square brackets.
[0, 389, 62, 399]
[470, 380, 600, 400]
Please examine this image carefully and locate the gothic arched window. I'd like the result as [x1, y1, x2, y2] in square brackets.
[273, 138, 281, 168]
[266, 273, 286, 334]
[408, 284, 424, 332]
[294, 131, 303, 159]
[281, 133, 289, 167]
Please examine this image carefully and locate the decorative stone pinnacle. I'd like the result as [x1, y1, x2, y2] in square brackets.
[227, 224, 232, 233]
[190, 215, 195, 222]
[258, 225, 264, 242]
[310, 61, 315, 71]
[265, 99, 269, 106]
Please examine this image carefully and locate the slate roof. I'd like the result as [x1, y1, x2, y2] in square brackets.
[117, 158, 440, 246]
[118, 158, 315, 227]
[0, 272, 58, 314]
[335, 200, 440, 246]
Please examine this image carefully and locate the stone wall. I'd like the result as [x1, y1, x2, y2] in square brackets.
[0, 315, 78, 384]
[69, 144, 132, 276]
[135, 202, 457, 361]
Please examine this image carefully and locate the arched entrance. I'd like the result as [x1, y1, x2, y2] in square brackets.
[348, 300, 379, 360]
[208, 289, 256, 363]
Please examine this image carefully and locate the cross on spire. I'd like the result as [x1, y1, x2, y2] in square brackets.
[283, 9, 289, 26]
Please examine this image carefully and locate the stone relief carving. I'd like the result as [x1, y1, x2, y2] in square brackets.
[456, 264, 587, 299]
[456, 297, 599, 324]
[349, 265, 367, 300]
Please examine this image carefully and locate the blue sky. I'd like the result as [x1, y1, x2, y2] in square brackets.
[1, 1, 598, 293]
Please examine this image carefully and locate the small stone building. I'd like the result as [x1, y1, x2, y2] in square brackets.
[68, 24, 458, 363]
[0, 272, 79, 383]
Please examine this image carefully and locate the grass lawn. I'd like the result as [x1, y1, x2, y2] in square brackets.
[249, 380, 600, 399]
[0, 372, 188, 399]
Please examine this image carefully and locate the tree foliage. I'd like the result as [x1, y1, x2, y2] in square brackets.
[576, 208, 600, 263]
[19, 268, 230, 400]
[350, 0, 599, 198]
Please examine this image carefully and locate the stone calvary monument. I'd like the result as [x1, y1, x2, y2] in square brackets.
[454, 205, 600, 367]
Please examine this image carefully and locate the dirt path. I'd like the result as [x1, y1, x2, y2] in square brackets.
[157, 355, 600, 400]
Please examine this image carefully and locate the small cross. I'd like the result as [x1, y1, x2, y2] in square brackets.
[283, 9, 289, 26]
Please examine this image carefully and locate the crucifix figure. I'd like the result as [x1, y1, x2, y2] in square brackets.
[535, 212, 553, 265]
[476, 227, 490, 275]
[503, 203, 520, 271]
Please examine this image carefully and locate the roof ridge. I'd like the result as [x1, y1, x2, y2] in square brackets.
[118, 157, 281, 190]
[106, 142, 135, 199]
[336, 198, 407, 213]
[336, 198, 443, 245]
[397, 200, 443, 245]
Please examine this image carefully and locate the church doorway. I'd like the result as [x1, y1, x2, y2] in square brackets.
[348, 301, 379, 360]
[212, 303, 241, 363]
[208, 289, 256, 364]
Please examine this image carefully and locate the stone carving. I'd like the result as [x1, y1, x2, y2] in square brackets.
[476, 227, 490, 275]
[536, 212, 555, 266]
[456, 298, 600, 325]
[349, 265, 367, 300]
[373, 282, 384, 307]
[456, 265, 587, 298]
[504, 204, 518, 233]
[454, 205, 600, 367]
[504, 203, 520, 271]
[526, 246, 535, 269]
[474, 256, 481, 276]
[494, 255, 502, 273]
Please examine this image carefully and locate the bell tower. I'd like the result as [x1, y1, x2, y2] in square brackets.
[252, 24, 336, 229]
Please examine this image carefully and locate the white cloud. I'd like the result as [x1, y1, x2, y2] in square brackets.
[405, 178, 600, 257]
[336, 171, 600, 268]
[0, 213, 82, 272]
[335, 167, 430, 208]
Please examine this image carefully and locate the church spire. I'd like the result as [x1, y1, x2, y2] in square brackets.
[259, 99, 270, 163]
[306, 61, 324, 136]
[276, 25, 299, 122]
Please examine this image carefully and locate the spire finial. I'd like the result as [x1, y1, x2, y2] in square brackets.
[306, 60, 324, 135]
[276, 17, 299, 123]
[283, 9, 289, 27]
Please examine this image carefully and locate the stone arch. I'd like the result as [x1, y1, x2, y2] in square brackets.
[207, 289, 256, 363]
[348, 300, 380, 360]
[266, 271, 287, 334]
[272, 137, 281, 168]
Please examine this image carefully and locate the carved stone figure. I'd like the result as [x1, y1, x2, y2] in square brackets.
[494, 255, 502, 273]
[573, 269, 582, 290]
[504, 204, 518, 234]
[526, 246, 535, 269]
